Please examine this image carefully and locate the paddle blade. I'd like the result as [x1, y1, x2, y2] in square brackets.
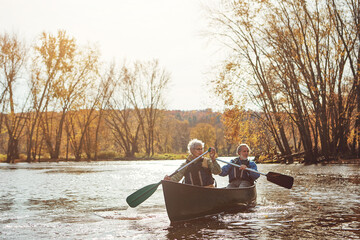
[266, 172, 294, 189]
[126, 181, 161, 208]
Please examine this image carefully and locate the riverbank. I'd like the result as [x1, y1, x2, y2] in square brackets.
[1, 154, 359, 164]
[0, 152, 189, 163]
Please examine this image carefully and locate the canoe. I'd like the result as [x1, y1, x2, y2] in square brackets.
[161, 180, 256, 222]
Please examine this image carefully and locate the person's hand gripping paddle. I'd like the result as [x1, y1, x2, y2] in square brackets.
[216, 158, 294, 189]
[126, 148, 211, 207]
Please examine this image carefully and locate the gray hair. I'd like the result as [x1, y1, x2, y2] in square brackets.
[236, 143, 251, 154]
[187, 139, 204, 154]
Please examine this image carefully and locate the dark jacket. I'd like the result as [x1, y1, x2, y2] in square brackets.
[184, 158, 215, 186]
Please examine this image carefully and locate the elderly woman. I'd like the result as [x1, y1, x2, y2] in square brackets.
[164, 139, 221, 187]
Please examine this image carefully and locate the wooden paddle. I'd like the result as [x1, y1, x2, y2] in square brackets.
[126, 148, 211, 208]
[216, 158, 294, 189]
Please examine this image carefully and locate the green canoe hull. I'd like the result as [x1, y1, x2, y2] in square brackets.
[161, 180, 256, 222]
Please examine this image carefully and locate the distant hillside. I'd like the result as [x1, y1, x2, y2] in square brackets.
[165, 109, 222, 127]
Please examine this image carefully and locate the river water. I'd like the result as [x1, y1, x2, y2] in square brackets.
[0, 159, 359, 239]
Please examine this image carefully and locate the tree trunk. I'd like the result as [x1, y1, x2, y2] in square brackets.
[6, 137, 19, 163]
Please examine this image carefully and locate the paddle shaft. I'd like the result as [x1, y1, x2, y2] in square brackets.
[216, 158, 294, 189]
[168, 148, 212, 177]
[215, 158, 266, 176]
[126, 148, 211, 207]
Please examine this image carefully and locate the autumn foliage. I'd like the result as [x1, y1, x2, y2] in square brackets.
[208, 0, 360, 163]
[2, 0, 360, 164]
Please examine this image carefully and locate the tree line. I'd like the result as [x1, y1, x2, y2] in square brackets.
[0, 30, 174, 163]
[1, 30, 262, 163]
[2, 0, 360, 164]
[208, 0, 360, 164]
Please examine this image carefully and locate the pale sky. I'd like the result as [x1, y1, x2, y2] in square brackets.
[0, 0, 227, 111]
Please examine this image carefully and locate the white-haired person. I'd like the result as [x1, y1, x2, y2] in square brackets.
[164, 139, 221, 187]
[219, 143, 260, 188]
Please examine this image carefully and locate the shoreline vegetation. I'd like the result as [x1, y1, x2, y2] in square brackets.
[2, 1, 360, 167]
[1, 153, 358, 164]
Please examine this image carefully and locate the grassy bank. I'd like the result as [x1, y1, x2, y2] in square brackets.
[0, 152, 189, 163]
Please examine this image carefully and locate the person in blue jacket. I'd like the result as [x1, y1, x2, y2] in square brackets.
[220, 143, 260, 188]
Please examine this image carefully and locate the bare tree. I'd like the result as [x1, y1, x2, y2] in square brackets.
[327, 0, 360, 157]
[92, 64, 117, 160]
[124, 59, 171, 156]
[42, 39, 99, 160]
[26, 30, 76, 161]
[207, 0, 359, 163]
[105, 63, 141, 158]
[207, 1, 293, 162]
[0, 33, 27, 163]
[27, 30, 99, 161]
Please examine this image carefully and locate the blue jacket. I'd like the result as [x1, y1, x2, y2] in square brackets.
[220, 157, 260, 183]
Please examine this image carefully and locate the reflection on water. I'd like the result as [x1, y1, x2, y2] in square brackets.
[0, 161, 359, 239]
